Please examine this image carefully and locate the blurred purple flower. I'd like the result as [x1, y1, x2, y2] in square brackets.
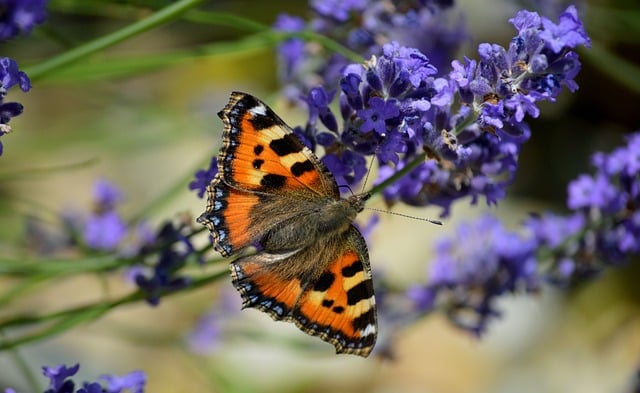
[27, 363, 147, 393]
[418, 131, 640, 331]
[273, 14, 306, 85]
[411, 215, 538, 335]
[84, 210, 127, 251]
[83, 179, 127, 251]
[93, 178, 124, 210]
[101, 370, 146, 393]
[526, 132, 640, 285]
[189, 157, 218, 198]
[134, 221, 195, 306]
[0, 0, 48, 40]
[311, 0, 366, 22]
[567, 173, 622, 212]
[186, 289, 239, 355]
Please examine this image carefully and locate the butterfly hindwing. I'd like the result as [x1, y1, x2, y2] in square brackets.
[230, 226, 377, 357]
[294, 226, 376, 356]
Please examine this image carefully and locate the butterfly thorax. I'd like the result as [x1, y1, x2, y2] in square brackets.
[259, 192, 370, 253]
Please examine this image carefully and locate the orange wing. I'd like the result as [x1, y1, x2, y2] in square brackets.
[198, 92, 340, 256]
[217, 92, 338, 197]
[230, 226, 377, 357]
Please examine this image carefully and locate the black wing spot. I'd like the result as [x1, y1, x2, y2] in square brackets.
[332, 306, 345, 314]
[250, 113, 277, 130]
[254, 144, 264, 155]
[313, 272, 335, 292]
[253, 159, 264, 169]
[322, 299, 334, 308]
[260, 174, 286, 189]
[270, 134, 303, 156]
[346, 281, 372, 305]
[352, 308, 375, 331]
[291, 160, 315, 177]
[342, 261, 364, 277]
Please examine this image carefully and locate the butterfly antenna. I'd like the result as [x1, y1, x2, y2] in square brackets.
[360, 156, 376, 194]
[365, 207, 443, 226]
[338, 184, 356, 195]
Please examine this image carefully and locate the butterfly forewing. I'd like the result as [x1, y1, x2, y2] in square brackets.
[217, 92, 338, 198]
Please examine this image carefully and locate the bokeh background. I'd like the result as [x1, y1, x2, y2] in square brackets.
[0, 0, 639, 392]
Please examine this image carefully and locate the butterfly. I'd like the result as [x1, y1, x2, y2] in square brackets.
[197, 92, 377, 357]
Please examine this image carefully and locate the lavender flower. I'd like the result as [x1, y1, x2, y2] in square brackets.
[275, 0, 464, 97]
[5, 364, 146, 393]
[186, 289, 239, 354]
[414, 131, 640, 334]
[526, 132, 640, 284]
[273, 14, 306, 85]
[358, 97, 400, 135]
[0, 57, 31, 156]
[189, 157, 218, 198]
[133, 221, 195, 306]
[83, 179, 127, 251]
[43, 364, 79, 393]
[101, 371, 146, 393]
[281, 6, 589, 217]
[0, 0, 48, 40]
[409, 215, 538, 335]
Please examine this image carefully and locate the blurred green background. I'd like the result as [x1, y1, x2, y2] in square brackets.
[0, 0, 639, 392]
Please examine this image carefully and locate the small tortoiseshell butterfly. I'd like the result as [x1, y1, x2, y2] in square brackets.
[197, 92, 377, 357]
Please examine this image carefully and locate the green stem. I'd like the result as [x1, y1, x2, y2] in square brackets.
[285, 30, 363, 63]
[1, 331, 41, 392]
[183, 10, 269, 32]
[0, 255, 122, 275]
[451, 110, 479, 136]
[0, 158, 98, 181]
[368, 152, 427, 197]
[0, 270, 226, 350]
[184, 10, 362, 62]
[24, 0, 204, 81]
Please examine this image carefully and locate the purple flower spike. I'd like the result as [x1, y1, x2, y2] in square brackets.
[421, 215, 538, 335]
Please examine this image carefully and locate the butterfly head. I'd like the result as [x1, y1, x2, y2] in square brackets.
[347, 192, 370, 213]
